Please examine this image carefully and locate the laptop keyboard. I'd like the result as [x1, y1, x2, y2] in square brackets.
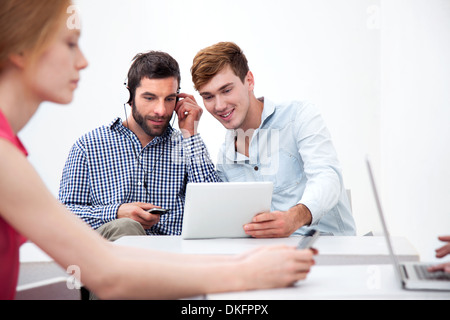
[414, 265, 450, 281]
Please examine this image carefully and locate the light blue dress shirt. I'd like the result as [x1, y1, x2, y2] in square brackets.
[216, 98, 356, 236]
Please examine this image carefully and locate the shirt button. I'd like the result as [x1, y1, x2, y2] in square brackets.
[254, 166, 259, 171]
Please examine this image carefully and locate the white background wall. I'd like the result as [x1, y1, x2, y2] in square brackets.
[380, 0, 450, 261]
[18, 0, 449, 262]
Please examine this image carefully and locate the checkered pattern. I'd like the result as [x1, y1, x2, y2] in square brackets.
[58, 118, 220, 235]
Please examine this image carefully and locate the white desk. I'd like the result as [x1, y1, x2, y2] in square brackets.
[114, 235, 420, 265]
[18, 236, 432, 300]
[207, 265, 450, 300]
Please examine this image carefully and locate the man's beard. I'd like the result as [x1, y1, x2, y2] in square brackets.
[131, 103, 172, 138]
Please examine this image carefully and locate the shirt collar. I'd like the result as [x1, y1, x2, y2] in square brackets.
[260, 97, 276, 127]
[223, 97, 276, 161]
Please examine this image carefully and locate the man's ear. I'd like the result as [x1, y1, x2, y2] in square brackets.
[245, 71, 255, 91]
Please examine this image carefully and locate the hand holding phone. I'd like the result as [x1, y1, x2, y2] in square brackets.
[147, 208, 169, 215]
[297, 229, 319, 249]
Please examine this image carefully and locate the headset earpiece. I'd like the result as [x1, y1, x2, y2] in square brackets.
[176, 87, 181, 104]
[124, 82, 132, 105]
[126, 86, 133, 105]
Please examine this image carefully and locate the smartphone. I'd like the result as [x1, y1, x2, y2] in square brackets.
[147, 208, 169, 215]
[297, 229, 319, 249]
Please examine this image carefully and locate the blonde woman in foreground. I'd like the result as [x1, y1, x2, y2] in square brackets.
[0, 0, 316, 300]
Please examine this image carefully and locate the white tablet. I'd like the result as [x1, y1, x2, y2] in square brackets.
[181, 182, 273, 239]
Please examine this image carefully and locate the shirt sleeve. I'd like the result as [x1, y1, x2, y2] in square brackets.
[182, 133, 222, 183]
[58, 140, 119, 229]
[294, 102, 343, 225]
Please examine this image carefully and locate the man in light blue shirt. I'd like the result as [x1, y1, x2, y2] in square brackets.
[191, 42, 356, 236]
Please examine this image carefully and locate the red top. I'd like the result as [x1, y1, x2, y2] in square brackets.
[0, 110, 28, 300]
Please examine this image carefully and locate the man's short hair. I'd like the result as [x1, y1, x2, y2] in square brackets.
[191, 42, 249, 91]
[127, 51, 180, 105]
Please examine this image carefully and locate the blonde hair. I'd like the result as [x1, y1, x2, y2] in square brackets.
[191, 42, 249, 91]
[0, 0, 71, 73]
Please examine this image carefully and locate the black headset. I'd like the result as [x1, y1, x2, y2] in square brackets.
[124, 82, 133, 105]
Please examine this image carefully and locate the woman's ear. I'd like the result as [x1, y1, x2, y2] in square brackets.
[8, 52, 27, 69]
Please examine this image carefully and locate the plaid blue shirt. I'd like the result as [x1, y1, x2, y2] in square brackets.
[58, 118, 221, 235]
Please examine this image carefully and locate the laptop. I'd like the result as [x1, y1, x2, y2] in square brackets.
[181, 182, 273, 239]
[366, 157, 450, 291]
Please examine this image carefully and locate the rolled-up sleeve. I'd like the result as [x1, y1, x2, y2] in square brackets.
[294, 103, 343, 225]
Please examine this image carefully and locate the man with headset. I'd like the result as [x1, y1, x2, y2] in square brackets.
[59, 51, 220, 239]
